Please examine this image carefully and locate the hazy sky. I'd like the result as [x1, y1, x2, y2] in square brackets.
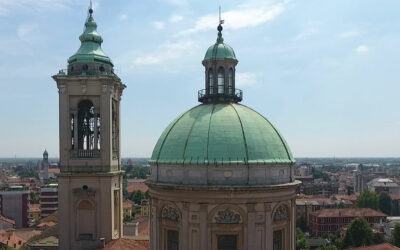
[0, 0, 399, 158]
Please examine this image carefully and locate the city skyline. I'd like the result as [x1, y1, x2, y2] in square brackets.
[0, 0, 399, 158]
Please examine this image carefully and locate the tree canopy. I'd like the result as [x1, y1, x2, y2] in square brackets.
[378, 192, 392, 215]
[342, 217, 374, 248]
[356, 189, 378, 210]
[392, 222, 400, 247]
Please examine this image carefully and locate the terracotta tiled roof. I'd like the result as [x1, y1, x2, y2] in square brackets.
[126, 182, 148, 193]
[102, 238, 149, 250]
[29, 204, 41, 213]
[333, 195, 358, 201]
[123, 200, 134, 209]
[349, 243, 400, 250]
[37, 221, 56, 228]
[311, 208, 386, 218]
[0, 228, 41, 249]
[0, 216, 15, 225]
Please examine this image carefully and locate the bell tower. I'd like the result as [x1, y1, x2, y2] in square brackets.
[53, 6, 126, 250]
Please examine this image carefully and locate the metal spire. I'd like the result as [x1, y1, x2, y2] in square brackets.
[219, 6, 224, 25]
[217, 6, 224, 44]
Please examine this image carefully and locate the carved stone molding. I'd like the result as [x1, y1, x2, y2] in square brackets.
[162, 206, 180, 221]
[214, 209, 241, 224]
[81, 84, 87, 94]
[59, 85, 66, 94]
[273, 205, 288, 222]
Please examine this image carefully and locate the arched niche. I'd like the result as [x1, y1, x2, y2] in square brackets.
[76, 200, 96, 240]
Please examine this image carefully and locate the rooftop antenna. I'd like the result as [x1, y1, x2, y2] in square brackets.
[219, 6, 224, 25]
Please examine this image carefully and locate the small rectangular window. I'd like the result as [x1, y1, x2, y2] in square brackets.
[273, 230, 283, 250]
[167, 230, 179, 250]
[217, 235, 237, 250]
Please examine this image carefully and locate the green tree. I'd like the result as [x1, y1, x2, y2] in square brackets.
[296, 215, 307, 232]
[356, 189, 378, 210]
[296, 228, 309, 250]
[337, 201, 345, 208]
[129, 190, 148, 204]
[392, 222, 400, 247]
[316, 246, 337, 250]
[342, 217, 373, 248]
[29, 191, 39, 204]
[378, 192, 392, 215]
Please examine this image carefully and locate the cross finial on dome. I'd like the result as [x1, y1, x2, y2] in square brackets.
[217, 6, 224, 44]
[88, 0, 93, 16]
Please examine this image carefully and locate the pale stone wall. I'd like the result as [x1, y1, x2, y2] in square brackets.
[148, 181, 299, 250]
[149, 163, 293, 186]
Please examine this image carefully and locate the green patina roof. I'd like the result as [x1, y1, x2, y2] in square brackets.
[203, 26, 237, 61]
[150, 103, 294, 165]
[68, 14, 113, 66]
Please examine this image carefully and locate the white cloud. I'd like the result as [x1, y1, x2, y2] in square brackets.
[169, 15, 183, 23]
[294, 21, 321, 40]
[339, 29, 365, 39]
[17, 23, 40, 43]
[179, 3, 284, 35]
[152, 21, 165, 30]
[356, 45, 369, 54]
[133, 40, 198, 66]
[161, 0, 187, 6]
[0, 0, 73, 15]
[236, 72, 263, 87]
[119, 14, 128, 21]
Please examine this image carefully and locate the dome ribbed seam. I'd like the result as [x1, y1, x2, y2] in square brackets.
[230, 103, 249, 164]
[206, 104, 216, 164]
[241, 104, 294, 162]
[182, 105, 206, 163]
[155, 105, 200, 163]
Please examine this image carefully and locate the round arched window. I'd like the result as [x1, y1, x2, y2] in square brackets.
[218, 67, 225, 94]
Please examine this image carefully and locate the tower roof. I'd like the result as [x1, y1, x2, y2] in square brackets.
[43, 149, 48, 156]
[203, 24, 237, 61]
[68, 7, 113, 66]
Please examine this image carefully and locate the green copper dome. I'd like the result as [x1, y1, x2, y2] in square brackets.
[203, 25, 237, 61]
[150, 103, 294, 165]
[68, 12, 113, 66]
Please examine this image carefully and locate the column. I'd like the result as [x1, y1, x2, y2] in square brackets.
[265, 203, 273, 250]
[94, 113, 98, 150]
[73, 111, 78, 150]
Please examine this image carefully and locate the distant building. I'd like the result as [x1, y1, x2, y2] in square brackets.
[40, 184, 58, 218]
[123, 200, 134, 219]
[296, 197, 354, 224]
[126, 179, 148, 193]
[141, 199, 149, 217]
[28, 204, 41, 226]
[348, 243, 400, 250]
[368, 178, 400, 195]
[302, 181, 339, 197]
[38, 150, 60, 184]
[354, 171, 365, 193]
[0, 216, 15, 229]
[309, 208, 386, 236]
[0, 228, 41, 249]
[0, 186, 29, 228]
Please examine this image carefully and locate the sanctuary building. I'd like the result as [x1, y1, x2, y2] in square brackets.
[147, 21, 300, 250]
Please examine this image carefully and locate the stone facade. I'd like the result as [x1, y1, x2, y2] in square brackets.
[147, 180, 299, 250]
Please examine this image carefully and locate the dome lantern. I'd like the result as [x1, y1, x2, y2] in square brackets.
[199, 17, 242, 103]
[67, 4, 114, 76]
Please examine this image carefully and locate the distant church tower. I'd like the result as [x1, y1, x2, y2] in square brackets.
[53, 6, 126, 250]
[41, 149, 49, 182]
